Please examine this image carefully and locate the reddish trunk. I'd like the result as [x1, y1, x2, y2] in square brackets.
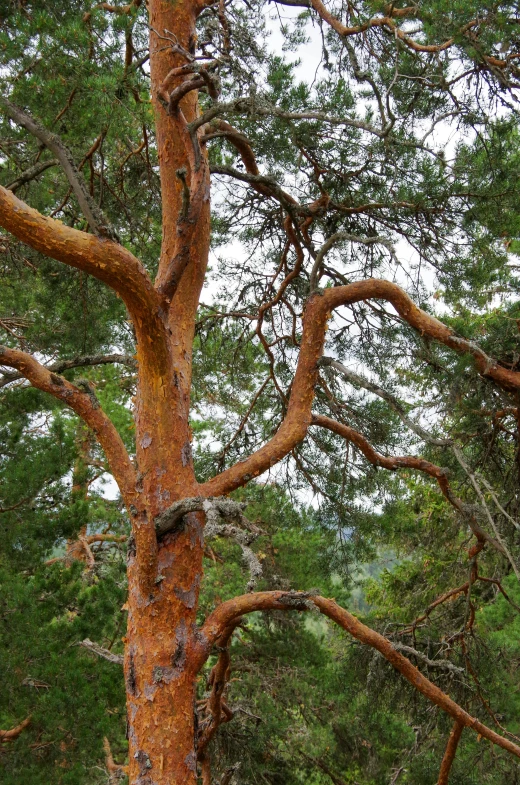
[124, 2, 210, 782]
[125, 521, 203, 785]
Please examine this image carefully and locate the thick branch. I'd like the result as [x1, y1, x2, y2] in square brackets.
[197, 592, 520, 760]
[0, 185, 169, 374]
[201, 280, 520, 497]
[1, 97, 113, 237]
[0, 347, 158, 588]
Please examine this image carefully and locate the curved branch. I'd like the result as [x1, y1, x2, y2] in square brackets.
[311, 413, 448, 479]
[201, 120, 261, 179]
[0, 716, 31, 743]
[0, 345, 136, 505]
[437, 721, 464, 785]
[0, 345, 158, 586]
[198, 624, 235, 756]
[197, 591, 520, 761]
[310, 232, 395, 292]
[209, 164, 297, 211]
[0, 185, 169, 371]
[201, 279, 520, 497]
[312, 413, 508, 557]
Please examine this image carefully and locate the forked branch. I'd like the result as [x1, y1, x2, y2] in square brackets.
[201, 280, 520, 497]
[197, 592, 520, 761]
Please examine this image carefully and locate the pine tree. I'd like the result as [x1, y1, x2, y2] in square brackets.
[1, 1, 520, 783]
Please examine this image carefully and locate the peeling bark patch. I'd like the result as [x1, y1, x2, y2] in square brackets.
[144, 682, 158, 700]
[127, 534, 136, 561]
[135, 749, 153, 775]
[185, 511, 203, 548]
[152, 664, 177, 685]
[174, 574, 200, 609]
[157, 549, 175, 571]
[181, 440, 192, 466]
[185, 751, 197, 774]
[192, 624, 208, 651]
[168, 618, 188, 676]
[126, 650, 138, 696]
[141, 432, 152, 449]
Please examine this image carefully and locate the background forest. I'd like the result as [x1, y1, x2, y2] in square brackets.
[1, 0, 520, 783]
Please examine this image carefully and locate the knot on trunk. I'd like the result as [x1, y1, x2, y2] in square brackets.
[154, 496, 265, 591]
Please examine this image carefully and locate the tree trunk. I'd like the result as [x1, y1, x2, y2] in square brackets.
[124, 2, 210, 781]
[125, 518, 203, 785]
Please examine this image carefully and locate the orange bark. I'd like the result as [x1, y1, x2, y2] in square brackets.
[201, 279, 520, 498]
[197, 592, 520, 760]
[119, 3, 210, 782]
[437, 721, 464, 784]
[0, 716, 31, 743]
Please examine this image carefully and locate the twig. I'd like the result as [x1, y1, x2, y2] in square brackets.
[452, 446, 520, 580]
[78, 639, 124, 665]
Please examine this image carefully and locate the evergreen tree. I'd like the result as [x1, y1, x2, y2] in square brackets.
[1, 0, 520, 783]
